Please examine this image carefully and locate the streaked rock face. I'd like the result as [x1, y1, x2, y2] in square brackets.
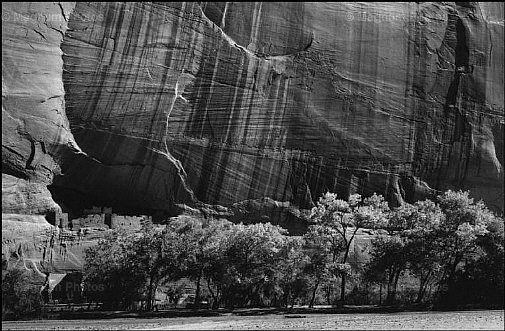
[2, 2, 78, 214]
[3, 2, 504, 222]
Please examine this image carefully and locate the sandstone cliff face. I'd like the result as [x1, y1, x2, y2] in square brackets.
[2, 3, 504, 247]
[2, 213, 109, 276]
[2, 2, 78, 214]
[55, 2, 503, 214]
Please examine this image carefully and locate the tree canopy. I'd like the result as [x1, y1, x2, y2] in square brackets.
[74, 189, 503, 312]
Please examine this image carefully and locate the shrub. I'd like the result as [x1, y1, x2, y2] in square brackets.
[2, 269, 43, 320]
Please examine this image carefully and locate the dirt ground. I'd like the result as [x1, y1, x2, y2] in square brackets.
[2, 310, 504, 330]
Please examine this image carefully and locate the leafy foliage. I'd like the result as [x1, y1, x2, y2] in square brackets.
[220, 223, 288, 307]
[436, 190, 495, 286]
[83, 230, 146, 309]
[2, 269, 43, 320]
[309, 192, 389, 304]
[78, 190, 502, 311]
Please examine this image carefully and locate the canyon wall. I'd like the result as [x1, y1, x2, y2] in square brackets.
[2, 2, 78, 214]
[2, 2, 504, 271]
[57, 2, 504, 214]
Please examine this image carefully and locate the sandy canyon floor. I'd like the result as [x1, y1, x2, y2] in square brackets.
[2, 310, 504, 330]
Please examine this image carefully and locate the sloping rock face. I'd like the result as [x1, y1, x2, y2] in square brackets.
[2, 2, 79, 214]
[2, 174, 61, 215]
[3, 3, 504, 224]
[2, 213, 103, 274]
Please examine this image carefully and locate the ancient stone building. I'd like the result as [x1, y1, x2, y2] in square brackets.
[69, 206, 151, 231]
[109, 214, 150, 230]
[71, 214, 106, 231]
[46, 210, 69, 229]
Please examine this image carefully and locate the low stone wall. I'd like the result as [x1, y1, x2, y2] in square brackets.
[110, 214, 150, 230]
[71, 214, 106, 230]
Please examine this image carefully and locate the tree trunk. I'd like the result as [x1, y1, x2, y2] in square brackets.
[416, 270, 432, 303]
[390, 269, 401, 304]
[416, 278, 426, 303]
[309, 280, 320, 308]
[340, 234, 355, 305]
[290, 294, 296, 309]
[146, 277, 155, 311]
[207, 278, 219, 309]
[379, 282, 383, 305]
[447, 253, 462, 284]
[215, 288, 221, 309]
[340, 274, 346, 305]
[365, 282, 369, 305]
[285, 288, 292, 309]
[194, 269, 203, 309]
[326, 283, 332, 305]
[386, 271, 393, 304]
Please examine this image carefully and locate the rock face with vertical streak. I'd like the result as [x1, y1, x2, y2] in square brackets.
[2, 2, 78, 214]
[3, 2, 504, 230]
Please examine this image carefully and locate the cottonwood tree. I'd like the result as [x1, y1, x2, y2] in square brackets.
[2, 269, 43, 319]
[436, 190, 494, 287]
[310, 192, 389, 305]
[170, 217, 235, 308]
[167, 217, 206, 308]
[83, 230, 145, 309]
[387, 200, 445, 303]
[431, 191, 501, 305]
[126, 223, 169, 311]
[84, 223, 190, 311]
[462, 216, 504, 306]
[365, 201, 418, 305]
[276, 236, 311, 308]
[200, 223, 235, 309]
[362, 260, 387, 305]
[303, 222, 346, 307]
[221, 222, 287, 307]
[365, 234, 409, 304]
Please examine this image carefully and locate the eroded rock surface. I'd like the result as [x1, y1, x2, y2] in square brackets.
[2, 2, 504, 272]
[2, 2, 80, 214]
[2, 174, 61, 215]
[55, 2, 503, 215]
[2, 213, 103, 274]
